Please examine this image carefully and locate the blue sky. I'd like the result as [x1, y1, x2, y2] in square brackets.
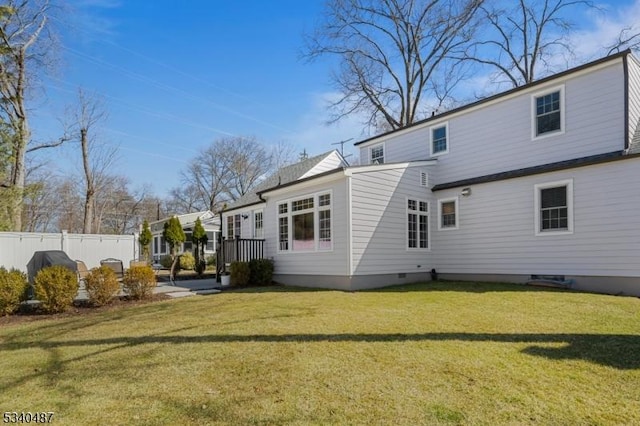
[29, 0, 640, 197]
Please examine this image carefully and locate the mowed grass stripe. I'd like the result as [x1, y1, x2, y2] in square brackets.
[0, 282, 638, 425]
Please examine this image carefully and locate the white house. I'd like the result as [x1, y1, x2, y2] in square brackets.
[223, 50, 640, 296]
[149, 210, 220, 262]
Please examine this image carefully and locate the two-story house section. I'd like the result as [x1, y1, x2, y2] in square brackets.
[223, 50, 640, 296]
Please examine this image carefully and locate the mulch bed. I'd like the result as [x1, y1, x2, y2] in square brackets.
[0, 293, 172, 327]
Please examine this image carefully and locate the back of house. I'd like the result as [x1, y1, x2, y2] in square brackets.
[223, 50, 640, 296]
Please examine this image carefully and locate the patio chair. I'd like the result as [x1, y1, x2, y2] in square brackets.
[100, 258, 124, 281]
[75, 260, 90, 282]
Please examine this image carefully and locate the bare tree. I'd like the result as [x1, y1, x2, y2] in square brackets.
[304, 0, 484, 131]
[55, 177, 83, 233]
[21, 164, 60, 232]
[0, 0, 67, 230]
[179, 136, 273, 213]
[224, 136, 272, 200]
[466, 0, 594, 87]
[67, 89, 116, 234]
[165, 184, 207, 215]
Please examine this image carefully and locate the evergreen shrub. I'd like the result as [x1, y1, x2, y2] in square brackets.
[123, 265, 156, 300]
[230, 261, 250, 286]
[85, 266, 120, 306]
[249, 259, 274, 286]
[34, 265, 78, 314]
[0, 267, 28, 316]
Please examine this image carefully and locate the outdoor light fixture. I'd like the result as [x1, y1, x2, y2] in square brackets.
[241, 213, 249, 219]
[461, 187, 471, 197]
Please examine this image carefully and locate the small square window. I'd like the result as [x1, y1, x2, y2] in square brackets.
[370, 144, 384, 164]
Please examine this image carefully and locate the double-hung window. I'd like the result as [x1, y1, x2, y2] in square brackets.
[318, 194, 331, 250]
[438, 198, 458, 230]
[533, 86, 564, 138]
[370, 144, 384, 164]
[534, 179, 573, 235]
[278, 203, 289, 251]
[407, 199, 429, 249]
[226, 214, 241, 238]
[254, 211, 263, 239]
[278, 192, 332, 252]
[430, 123, 448, 156]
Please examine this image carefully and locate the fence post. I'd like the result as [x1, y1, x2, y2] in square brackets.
[133, 232, 140, 261]
[61, 230, 68, 253]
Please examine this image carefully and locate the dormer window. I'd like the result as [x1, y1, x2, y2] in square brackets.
[370, 144, 384, 164]
[532, 86, 564, 139]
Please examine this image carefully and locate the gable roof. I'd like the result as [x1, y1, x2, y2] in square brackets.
[354, 49, 631, 147]
[224, 150, 345, 212]
[149, 210, 220, 233]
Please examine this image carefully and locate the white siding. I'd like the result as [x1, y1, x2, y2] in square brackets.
[351, 167, 433, 275]
[431, 158, 640, 278]
[300, 151, 345, 178]
[221, 206, 263, 240]
[264, 177, 350, 276]
[359, 60, 626, 184]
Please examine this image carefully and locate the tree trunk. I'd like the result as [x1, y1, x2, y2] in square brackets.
[80, 127, 95, 233]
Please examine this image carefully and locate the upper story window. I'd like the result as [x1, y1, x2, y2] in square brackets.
[534, 179, 573, 236]
[532, 86, 564, 139]
[370, 144, 384, 164]
[430, 123, 448, 156]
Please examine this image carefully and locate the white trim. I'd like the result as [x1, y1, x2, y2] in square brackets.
[420, 170, 428, 187]
[252, 209, 264, 239]
[259, 172, 344, 198]
[355, 57, 620, 149]
[534, 179, 574, 236]
[276, 190, 334, 253]
[430, 122, 449, 157]
[531, 84, 566, 140]
[347, 176, 354, 276]
[406, 197, 430, 251]
[437, 197, 459, 231]
[369, 143, 385, 164]
[345, 160, 437, 175]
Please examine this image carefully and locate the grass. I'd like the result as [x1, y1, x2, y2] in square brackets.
[0, 281, 639, 425]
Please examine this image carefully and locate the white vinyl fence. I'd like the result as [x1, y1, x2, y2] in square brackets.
[0, 231, 139, 273]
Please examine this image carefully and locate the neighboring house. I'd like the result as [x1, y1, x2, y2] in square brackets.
[223, 50, 640, 296]
[149, 211, 220, 262]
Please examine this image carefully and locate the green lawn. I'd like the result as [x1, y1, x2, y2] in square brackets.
[1, 282, 639, 425]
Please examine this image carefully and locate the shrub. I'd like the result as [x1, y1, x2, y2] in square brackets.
[249, 259, 274, 286]
[84, 266, 120, 306]
[195, 258, 207, 276]
[206, 255, 217, 267]
[179, 252, 196, 270]
[0, 267, 28, 316]
[34, 265, 78, 314]
[230, 261, 250, 287]
[123, 265, 156, 300]
[159, 255, 173, 269]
